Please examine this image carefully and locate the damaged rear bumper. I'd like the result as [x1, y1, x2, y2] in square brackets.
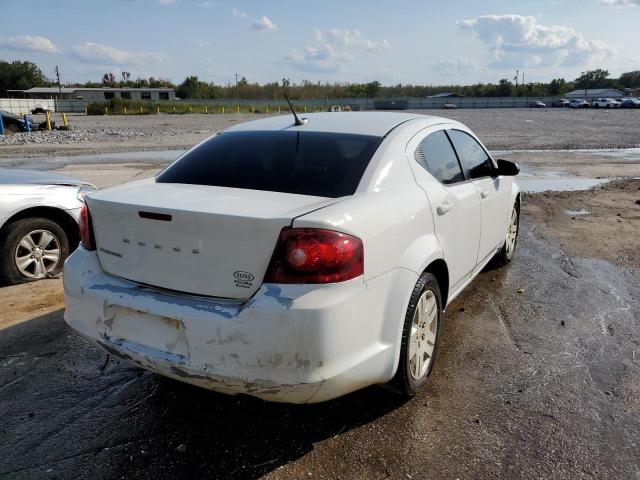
[63, 247, 414, 403]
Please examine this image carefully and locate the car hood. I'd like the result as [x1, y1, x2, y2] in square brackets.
[0, 168, 95, 187]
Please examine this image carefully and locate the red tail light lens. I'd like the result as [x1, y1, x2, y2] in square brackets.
[264, 228, 364, 284]
[79, 203, 96, 251]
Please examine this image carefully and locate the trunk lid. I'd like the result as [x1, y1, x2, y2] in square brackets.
[87, 179, 341, 299]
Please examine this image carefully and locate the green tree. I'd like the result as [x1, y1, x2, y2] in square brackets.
[574, 69, 612, 90]
[618, 71, 640, 89]
[0, 60, 51, 95]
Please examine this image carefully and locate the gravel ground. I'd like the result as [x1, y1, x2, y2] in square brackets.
[0, 108, 639, 159]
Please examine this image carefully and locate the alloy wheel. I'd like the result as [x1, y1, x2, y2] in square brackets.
[14, 229, 61, 279]
[408, 289, 438, 380]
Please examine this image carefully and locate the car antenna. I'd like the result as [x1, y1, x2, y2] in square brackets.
[283, 91, 305, 126]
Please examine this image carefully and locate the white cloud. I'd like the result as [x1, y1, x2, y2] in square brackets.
[250, 16, 278, 32]
[457, 14, 614, 68]
[71, 42, 162, 65]
[232, 8, 247, 18]
[0, 35, 58, 53]
[327, 29, 391, 51]
[432, 58, 476, 76]
[599, 0, 639, 5]
[158, 0, 178, 4]
[282, 28, 390, 74]
[196, 1, 215, 7]
[282, 44, 353, 73]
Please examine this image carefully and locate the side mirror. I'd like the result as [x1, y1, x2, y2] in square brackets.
[496, 159, 519, 176]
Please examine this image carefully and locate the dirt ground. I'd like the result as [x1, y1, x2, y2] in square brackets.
[0, 108, 638, 160]
[523, 178, 640, 271]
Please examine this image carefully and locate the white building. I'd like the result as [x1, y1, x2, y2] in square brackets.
[566, 88, 624, 99]
[7, 87, 175, 101]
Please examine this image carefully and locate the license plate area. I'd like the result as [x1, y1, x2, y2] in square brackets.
[107, 307, 189, 359]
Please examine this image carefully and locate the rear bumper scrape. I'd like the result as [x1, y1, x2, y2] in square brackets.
[64, 247, 412, 403]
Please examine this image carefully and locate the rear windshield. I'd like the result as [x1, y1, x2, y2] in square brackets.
[156, 130, 383, 198]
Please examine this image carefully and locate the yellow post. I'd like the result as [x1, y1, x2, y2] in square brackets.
[124, 106, 128, 115]
[140, 106, 143, 114]
[304, 106, 307, 113]
[105, 106, 108, 115]
[278, 106, 281, 113]
[84, 106, 88, 115]
[205, 105, 208, 114]
[266, 106, 269, 113]
[157, 105, 160, 115]
[237, 105, 240, 113]
[173, 105, 176, 114]
[19, 111, 23, 117]
[222, 106, 225, 114]
[62, 112, 68, 126]
[45, 111, 52, 130]
[189, 105, 192, 114]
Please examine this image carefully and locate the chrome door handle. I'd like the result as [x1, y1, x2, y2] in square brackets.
[436, 200, 454, 216]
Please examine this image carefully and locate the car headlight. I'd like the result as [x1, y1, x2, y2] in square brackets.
[76, 185, 96, 202]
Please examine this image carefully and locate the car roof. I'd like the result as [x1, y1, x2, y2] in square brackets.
[223, 111, 451, 137]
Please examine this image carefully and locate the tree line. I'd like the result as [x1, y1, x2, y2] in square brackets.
[2, 60, 639, 99]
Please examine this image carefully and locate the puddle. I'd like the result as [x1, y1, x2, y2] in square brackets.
[2, 150, 186, 170]
[518, 177, 610, 193]
[565, 208, 591, 216]
[493, 147, 640, 160]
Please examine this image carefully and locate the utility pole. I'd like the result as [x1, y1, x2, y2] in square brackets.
[55, 66, 62, 97]
[515, 69, 519, 90]
[522, 72, 525, 96]
[235, 73, 239, 101]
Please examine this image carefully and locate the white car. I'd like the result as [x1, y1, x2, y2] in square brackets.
[64, 112, 520, 403]
[569, 99, 591, 108]
[0, 169, 94, 284]
[592, 98, 620, 108]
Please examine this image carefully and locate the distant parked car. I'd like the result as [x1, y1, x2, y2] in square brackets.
[0, 110, 53, 132]
[0, 169, 95, 284]
[620, 98, 640, 109]
[551, 99, 570, 108]
[31, 106, 52, 115]
[592, 98, 620, 108]
[529, 101, 546, 108]
[569, 99, 590, 109]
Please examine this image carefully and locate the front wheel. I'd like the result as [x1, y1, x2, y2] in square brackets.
[494, 203, 520, 266]
[393, 272, 442, 398]
[0, 217, 69, 285]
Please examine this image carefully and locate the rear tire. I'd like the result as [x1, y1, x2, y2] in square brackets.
[0, 217, 69, 285]
[393, 272, 442, 398]
[493, 202, 520, 266]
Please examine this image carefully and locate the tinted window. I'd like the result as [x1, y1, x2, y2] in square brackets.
[448, 130, 495, 179]
[414, 130, 464, 185]
[157, 131, 382, 198]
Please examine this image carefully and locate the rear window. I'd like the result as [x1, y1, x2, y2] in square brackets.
[157, 131, 383, 198]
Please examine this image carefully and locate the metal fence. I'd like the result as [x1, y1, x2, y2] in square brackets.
[1, 96, 565, 114]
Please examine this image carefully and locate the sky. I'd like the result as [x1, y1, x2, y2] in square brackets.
[0, 0, 638, 86]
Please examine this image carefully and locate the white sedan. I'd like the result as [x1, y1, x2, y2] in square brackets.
[64, 112, 520, 403]
[0, 169, 94, 284]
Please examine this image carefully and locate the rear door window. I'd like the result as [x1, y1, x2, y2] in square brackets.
[447, 130, 495, 179]
[414, 130, 464, 185]
[157, 131, 383, 198]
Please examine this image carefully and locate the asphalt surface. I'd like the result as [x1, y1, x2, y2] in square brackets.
[1, 213, 638, 480]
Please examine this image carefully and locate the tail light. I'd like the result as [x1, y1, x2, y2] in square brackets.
[79, 203, 96, 251]
[264, 228, 363, 284]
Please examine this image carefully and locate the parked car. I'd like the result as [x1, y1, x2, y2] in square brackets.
[31, 106, 52, 115]
[592, 98, 620, 108]
[0, 110, 52, 132]
[64, 112, 521, 404]
[551, 99, 570, 108]
[0, 169, 95, 284]
[569, 99, 590, 108]
[620, 98, 640, 109]
[529, 101, 546, 108]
